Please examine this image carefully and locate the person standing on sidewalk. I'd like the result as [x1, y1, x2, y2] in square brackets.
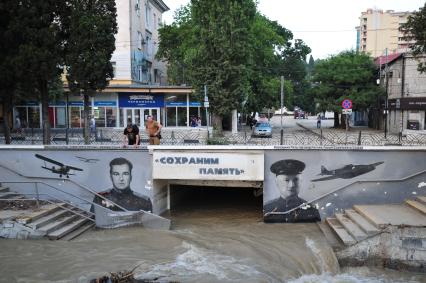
[145, 115, 162, 145]
[317, 114, 321, 129]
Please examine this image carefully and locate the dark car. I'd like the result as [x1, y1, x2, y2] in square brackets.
[252, 122, 272, 137]
[294, 110, 305, 119]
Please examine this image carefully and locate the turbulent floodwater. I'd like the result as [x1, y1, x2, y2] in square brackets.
[0, 188, 425, 283]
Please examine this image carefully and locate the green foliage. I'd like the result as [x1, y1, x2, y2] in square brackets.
[64, 0, 117, 95]
[157, 1, 312, 125]
[402, 3, 426, 73]
[312, 50, 383, 116]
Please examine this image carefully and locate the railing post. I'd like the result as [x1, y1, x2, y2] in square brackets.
[358, 131, 362, 146]
[320, 129, 323, 146]
[280, 129, 283, 145]
[244, 130, 247, 144]
[35, 183, 40, 209]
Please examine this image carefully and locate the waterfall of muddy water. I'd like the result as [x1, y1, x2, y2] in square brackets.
[0, 187, 424, 283]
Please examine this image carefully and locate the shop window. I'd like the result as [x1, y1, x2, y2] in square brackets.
[55, 107, 66, 128]
[106, 107, 117, 127]
[177, 107, 187, 126]
[166, 107, 176, 127]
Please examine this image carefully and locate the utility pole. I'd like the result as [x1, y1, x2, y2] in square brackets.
[280, 76, 284, 145]
[384, 48, 388, 139]
[204, 85, 209, 138]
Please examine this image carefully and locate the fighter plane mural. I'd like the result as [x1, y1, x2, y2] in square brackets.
[75, 156, 99, 163]
[35, 154, 83, 178]
[311, 161, 384, 182]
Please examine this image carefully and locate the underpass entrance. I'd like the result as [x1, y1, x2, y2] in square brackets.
[169, 184, 263, 215]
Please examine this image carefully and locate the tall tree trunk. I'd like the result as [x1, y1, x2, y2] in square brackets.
[212, 114, 223, 137]
[83, 93, 90, 144]
[2, 94, 12, 144]
[333, 111, 340, 128]
[40, 80, 51, 144]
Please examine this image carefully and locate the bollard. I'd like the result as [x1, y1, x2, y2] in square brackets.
[320, 129, 323, 146]
[358, 131, 362, 146]
[280, 129, 284, 145]
[244, 130, 247, 144]
[398, 132, 402, 143]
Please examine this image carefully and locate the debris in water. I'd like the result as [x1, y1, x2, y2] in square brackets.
[89, 266, 180, 283]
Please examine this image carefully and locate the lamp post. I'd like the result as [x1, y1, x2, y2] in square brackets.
[280, 76, 284, 145]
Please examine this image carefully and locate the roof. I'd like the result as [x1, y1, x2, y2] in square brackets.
[374, 53, 402, 67]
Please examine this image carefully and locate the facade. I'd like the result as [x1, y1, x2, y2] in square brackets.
[356, 9, 415, 57]
[10, 0, 207, 130]
[377, 53, 426, 134]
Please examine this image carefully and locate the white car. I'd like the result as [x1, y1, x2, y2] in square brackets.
[274, 107, 293, 115]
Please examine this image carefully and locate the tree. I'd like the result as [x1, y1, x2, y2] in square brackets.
[186, 0, 256, 135]
[64, 0, 117, 144]
[1, 0, 65, 144]
[403, 2, 426, 73]
[157, 2, 313, 132]
[312, 51, 383, 128]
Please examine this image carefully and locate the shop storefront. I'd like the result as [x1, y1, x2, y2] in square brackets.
[388, 97, 426, 133]
[12, 85, 203, 129]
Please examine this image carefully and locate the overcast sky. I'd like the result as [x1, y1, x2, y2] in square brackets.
[162, 0, 425, 59]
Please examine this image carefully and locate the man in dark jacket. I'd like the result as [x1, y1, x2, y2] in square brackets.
[93, 158, 152, 212]
[123, 122, 140, 147]
[264, 159, 320, 223]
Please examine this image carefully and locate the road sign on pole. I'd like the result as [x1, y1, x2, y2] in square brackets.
[342, 99, 352, 109]
[342, 109, 353, 114]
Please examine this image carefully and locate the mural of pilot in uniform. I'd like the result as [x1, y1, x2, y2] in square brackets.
[264, 159, 320, 223]
[93, 157, 152, 212]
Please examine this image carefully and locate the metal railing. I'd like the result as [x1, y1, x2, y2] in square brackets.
[3, 126, 426, 146]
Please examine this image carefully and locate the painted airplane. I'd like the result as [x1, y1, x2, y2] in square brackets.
[35, 154, 83, 178]
[311, 161, 384, 182]
[75, 156, 99, 163]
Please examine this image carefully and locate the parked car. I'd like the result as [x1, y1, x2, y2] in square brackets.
[252, 122, 272, 137]
[294, 109, 305, 119]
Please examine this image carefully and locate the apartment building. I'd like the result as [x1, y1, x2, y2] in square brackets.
[376, 53, 426, 135]
[112, 0, 169, 85]
[356, 9, 415, 57]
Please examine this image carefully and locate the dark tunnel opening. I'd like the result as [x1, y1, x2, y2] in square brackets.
[169, 185, 263, 215]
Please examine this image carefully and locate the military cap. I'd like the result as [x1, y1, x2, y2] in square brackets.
[270, 159, 305, 175]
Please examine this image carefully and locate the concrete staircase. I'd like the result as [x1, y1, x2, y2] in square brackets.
[321, 197, 426, 248]
[0, 186, 95, 240]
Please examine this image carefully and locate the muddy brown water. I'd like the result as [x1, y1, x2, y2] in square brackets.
[0, 188, 424, 283]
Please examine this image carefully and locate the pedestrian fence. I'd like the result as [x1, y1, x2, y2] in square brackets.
[2, 127, 426, 146]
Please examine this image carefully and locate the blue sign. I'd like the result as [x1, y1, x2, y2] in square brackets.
[94, 101, 116, 107]
[166, 101, 202, 107]
[166, 102, 187, 106]
[189, 102, 201, 107]
[69, 101, 84, 106]
[119, 93, 164, 108]
[49, 101, 66, 106]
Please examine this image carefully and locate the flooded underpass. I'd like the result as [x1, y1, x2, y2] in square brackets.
[0, 185, 425, 282]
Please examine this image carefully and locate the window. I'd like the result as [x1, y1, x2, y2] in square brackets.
[137, 31, 143, 49]
[136, 0, 141, 16]
[145, 2, 152, 29]
[111, 62, 116, 77]
[154, 13, 157, 29]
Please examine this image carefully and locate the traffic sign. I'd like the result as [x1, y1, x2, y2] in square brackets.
[342, 99, 352, 109]
[342, 109, 352, 114]
[204, 102, 210, 108]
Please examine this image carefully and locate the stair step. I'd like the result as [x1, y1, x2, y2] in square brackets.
[0, 187, 10, 193]
[29, 209, 70, 229]
[15, 203, 64, 224]
[335, 213, 368, 241]
[39, 214, 80, 234]
[326, 217, 357, 246]
[59, 222, 95, 241]
[354, 204, 426, 228]
[345, 209, 380, 235]
[416, 196, 426, 205]
[0, 192, 22, 199]
[317, 222, 343, 250]
[405, 200, 426, 215]
[48, 218, 91, 240]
